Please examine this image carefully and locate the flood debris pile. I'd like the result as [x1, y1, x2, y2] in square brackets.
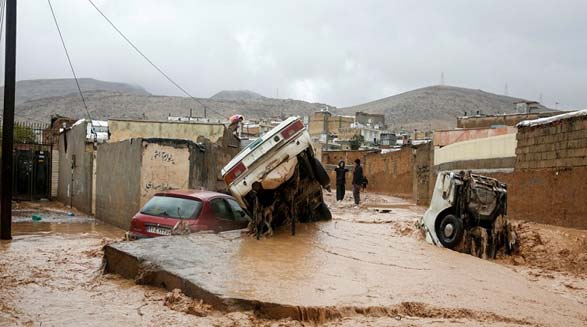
[500, 221, 587, 276]
[421, 171, 517, 259]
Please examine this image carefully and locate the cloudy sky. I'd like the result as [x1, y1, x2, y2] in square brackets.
[10, 0, 587, 109]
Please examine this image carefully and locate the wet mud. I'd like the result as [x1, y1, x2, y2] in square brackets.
[3, 199, 587, 326]
[104, 191, 587, 326]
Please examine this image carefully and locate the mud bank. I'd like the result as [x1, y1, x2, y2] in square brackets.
[104, 204, 587, 326]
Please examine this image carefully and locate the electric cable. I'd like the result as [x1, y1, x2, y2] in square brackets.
[86, 0, 224, 119]
[47, 0, 93, 123]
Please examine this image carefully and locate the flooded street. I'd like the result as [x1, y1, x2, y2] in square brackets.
[2, 196, 587, 326]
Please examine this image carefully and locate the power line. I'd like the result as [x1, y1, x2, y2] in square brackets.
[47, 0, 93, 122]
[86, 0, 224, 119]
[0, 0, 6, 43]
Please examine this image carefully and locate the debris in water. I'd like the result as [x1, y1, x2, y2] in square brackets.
[164, 289, 211, 317]
[31, 214, 42, 221]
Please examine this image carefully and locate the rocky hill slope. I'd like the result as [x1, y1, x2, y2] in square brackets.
[210, 90, 265, 101]
[340, 85, 552, 130]
[4, 79, 554, 130]
[2, 78, 149, 106]
[11, 86, 334, 122]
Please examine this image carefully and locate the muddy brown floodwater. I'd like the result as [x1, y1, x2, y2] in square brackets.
[2, 196, 587, 327]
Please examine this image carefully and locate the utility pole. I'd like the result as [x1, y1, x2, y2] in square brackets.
[1, 0, 17, 240]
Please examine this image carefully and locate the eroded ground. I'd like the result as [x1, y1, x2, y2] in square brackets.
[1, 194, 586, 327]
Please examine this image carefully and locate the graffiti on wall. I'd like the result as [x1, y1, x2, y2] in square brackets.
[140, 143, 190, 206]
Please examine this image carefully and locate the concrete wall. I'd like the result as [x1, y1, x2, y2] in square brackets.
[139, 141, 190, 207]
[516, 115, 587, 170]
[109, 119, 227, 144]
[412, 142, 434, 205]
[434, 133, 517, 166]
[95, 136, 238, 229]
[95, 139, 142, 229]
[57, 121, 94, 213]
[433, 126, 516, 147]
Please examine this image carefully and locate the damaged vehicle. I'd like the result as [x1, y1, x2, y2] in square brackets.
[127, 190, 249, 239]
[221, 117, 331, 238]
[420, 171, 517, 258]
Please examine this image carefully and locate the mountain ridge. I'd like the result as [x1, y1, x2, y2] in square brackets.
[340, 85, 552, 130]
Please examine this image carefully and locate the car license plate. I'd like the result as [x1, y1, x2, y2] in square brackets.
[146, 225, 171, 236]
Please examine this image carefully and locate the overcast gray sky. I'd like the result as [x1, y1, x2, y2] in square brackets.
[11, 0, 587, 109]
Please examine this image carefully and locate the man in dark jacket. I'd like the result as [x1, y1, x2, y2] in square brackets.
[334, 160, 348, 201]
[352, 159, 364, 205]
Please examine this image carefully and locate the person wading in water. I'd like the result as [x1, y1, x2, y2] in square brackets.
[334, 160, 349, 201]
[352, 158, 364, 207]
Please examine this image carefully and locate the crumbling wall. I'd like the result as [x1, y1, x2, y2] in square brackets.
[57, 121, 93, 213]
[95, 140, 142, 229]
[189, 128, 240, 192]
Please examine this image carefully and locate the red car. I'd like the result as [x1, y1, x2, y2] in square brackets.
[128, 190, 250, 239]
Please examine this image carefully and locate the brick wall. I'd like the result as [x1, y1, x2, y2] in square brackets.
[516, 115, 587, 169]
[479, 168, 587, 229]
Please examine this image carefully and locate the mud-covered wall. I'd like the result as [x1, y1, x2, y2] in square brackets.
[516, 115, 587, 169]
[57, 121, 94, 213]
[95, 140, 142, 229]
[478, 167, 587, 229]
[322, 147, 414, 198]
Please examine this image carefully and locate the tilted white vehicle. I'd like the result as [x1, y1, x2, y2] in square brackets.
[421, 171, 516, 258]
[222, 117, 331, 238]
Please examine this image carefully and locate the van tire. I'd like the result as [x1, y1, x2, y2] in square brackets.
[437, 214, 464, 249]
[314, 202, 332, 221]
[311, 157, 330, 188]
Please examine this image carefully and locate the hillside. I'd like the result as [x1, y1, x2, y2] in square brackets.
[341, 85, 552, 130]
[210, 90, 265, 101]
[12, 90, 335, 122]
[6, 79, 554, 129]
[2, 78, 150, 105]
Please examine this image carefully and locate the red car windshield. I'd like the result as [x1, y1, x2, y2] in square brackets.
[140, 196, 202, 219]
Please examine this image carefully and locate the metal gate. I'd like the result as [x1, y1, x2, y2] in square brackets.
[0, 120, 53, 200]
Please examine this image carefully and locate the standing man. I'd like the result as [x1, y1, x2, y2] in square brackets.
[352, 158, 364, 206]
[334, 160, 348, 201]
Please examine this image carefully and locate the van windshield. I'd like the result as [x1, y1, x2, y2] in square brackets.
[140, 196, 202, 219]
